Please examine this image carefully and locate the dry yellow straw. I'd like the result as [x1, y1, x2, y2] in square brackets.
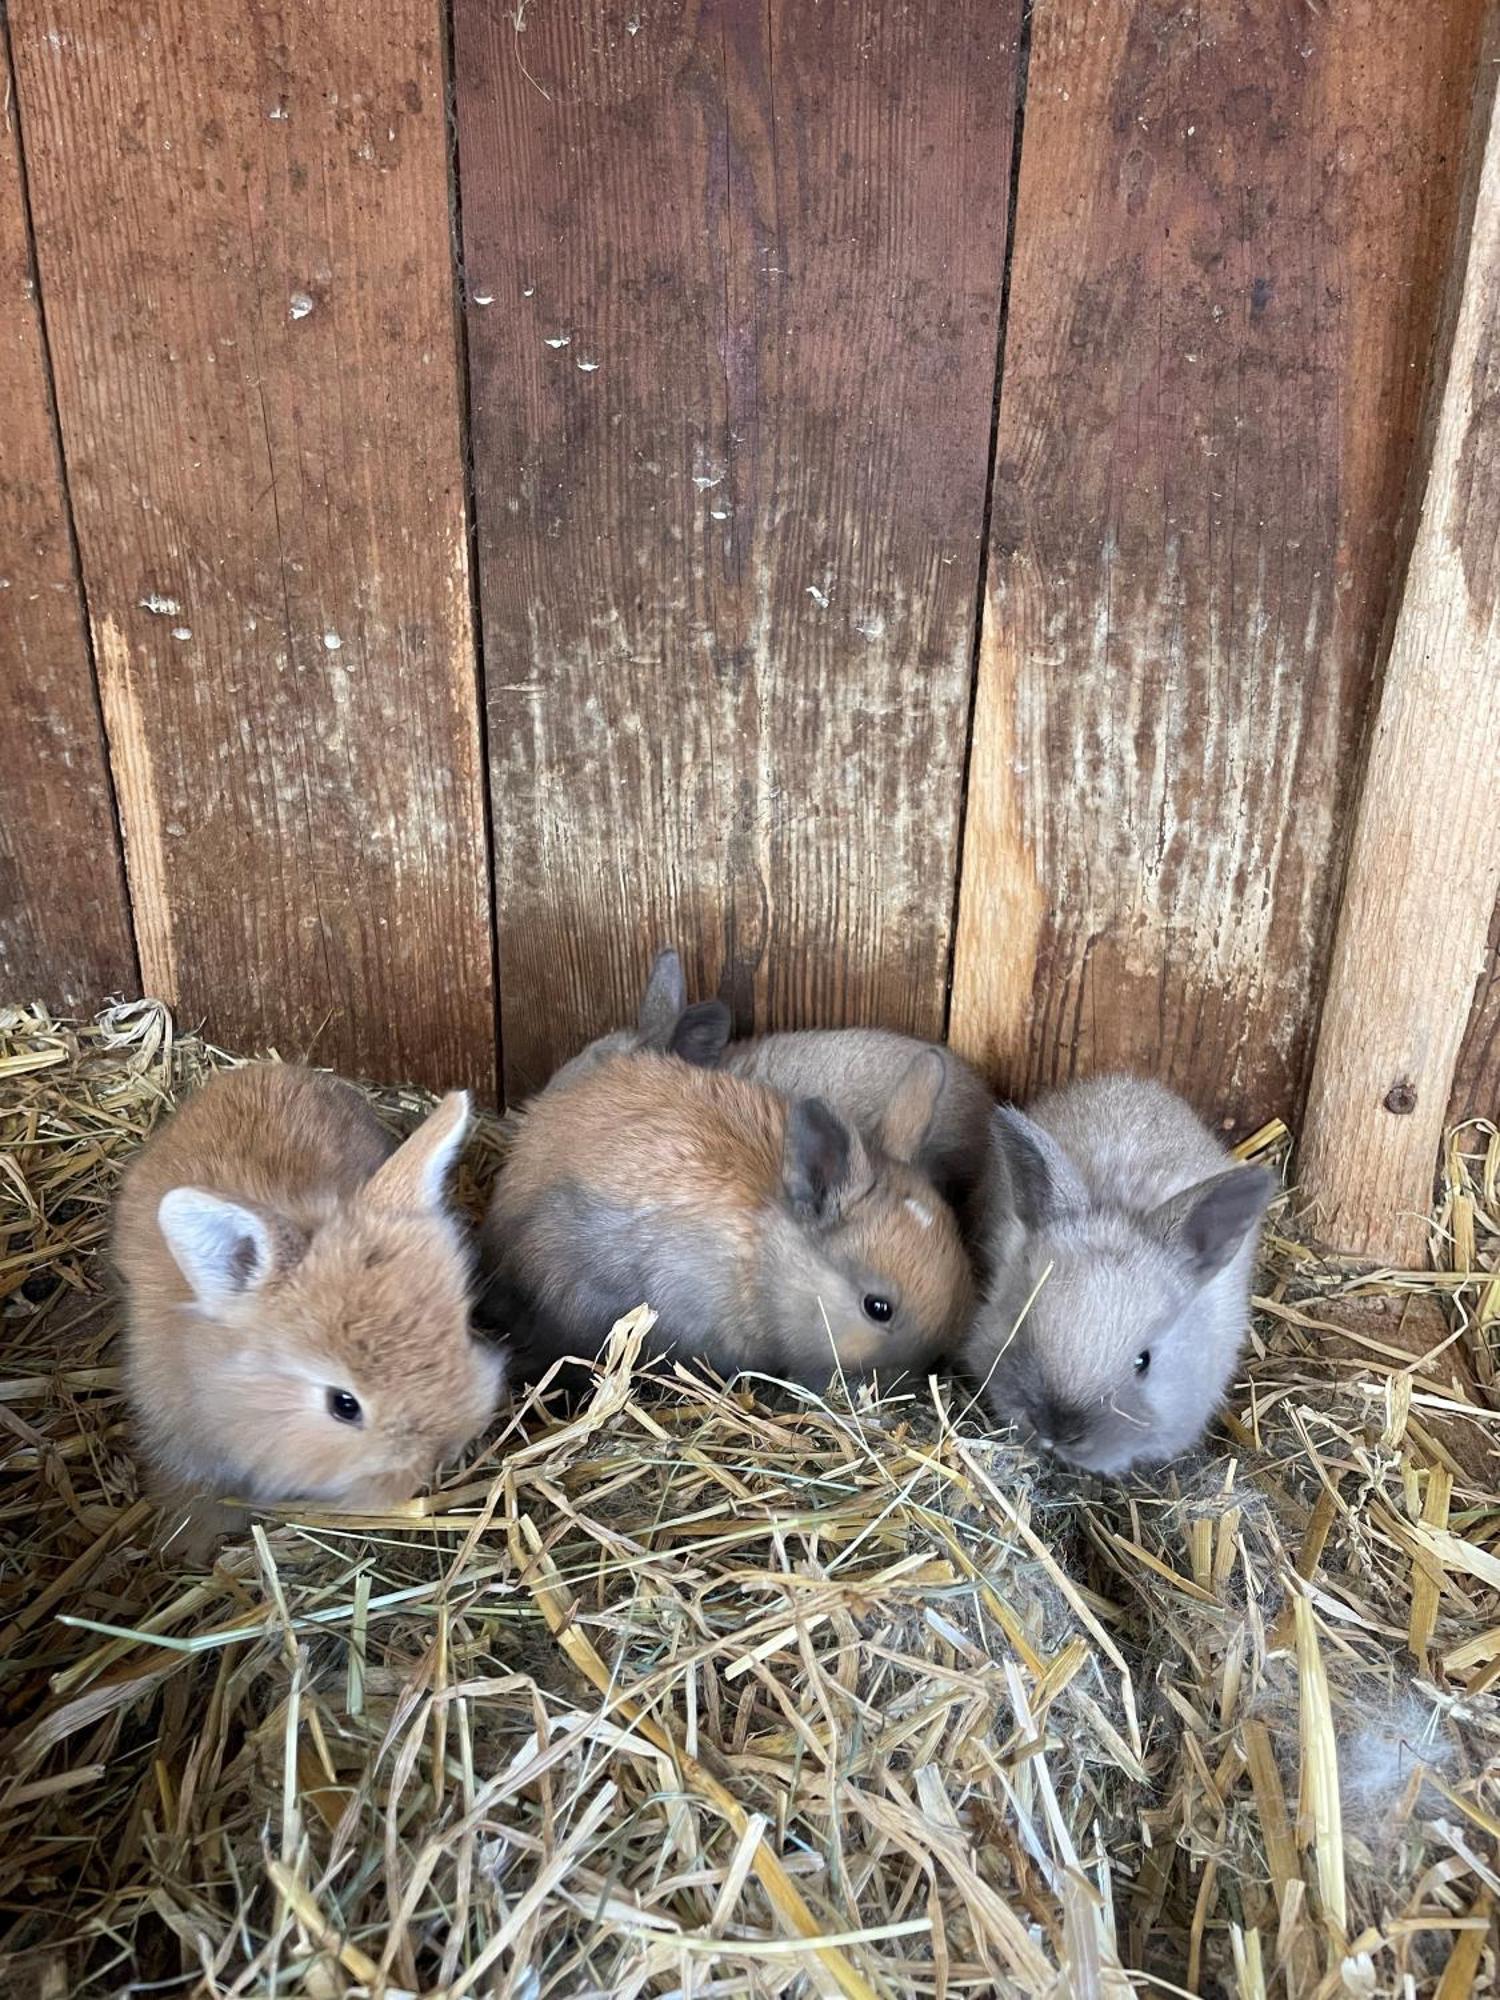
[1292, 1593, 1346, 1947]
[516, 1514, 880, 2000]
[3, 1000, 1499, 1996]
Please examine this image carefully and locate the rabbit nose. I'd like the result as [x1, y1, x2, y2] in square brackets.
[1035, 1397, 1090, 1450]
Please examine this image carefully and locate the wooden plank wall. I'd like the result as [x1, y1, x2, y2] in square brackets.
[950, 0, 1490, 1125]
[0, 54, 137, 1012]
[2, 0, 1494, 1152]
[8, 0, 496, 1095]
[454, 0, 1022, 1098]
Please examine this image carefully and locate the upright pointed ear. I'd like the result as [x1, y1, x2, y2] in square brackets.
[365, 1091, 471, 1213]
[637, 949, 687, 1044]
[669, 999, 732, 1067]
[782, 1097, 872, 1223]
[989, 1103, 1089, 1229]
[879, 1049, 946, 1162]
[1149, 1166, 1275, 1282]
[158, 1189, 290, 1311]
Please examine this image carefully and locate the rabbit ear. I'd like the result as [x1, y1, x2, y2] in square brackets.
[879, 1049, 945, 1163]
[366, 1091, 471, 1213]
[782, 1097, 872, 1223]
[637, 949, 687, 1043]
[1149, 1166, 1274, 1281]
[668, 999, 732, 1068]
[989, 1103, 1089, 1228]
[158, 1188, 286, 1311]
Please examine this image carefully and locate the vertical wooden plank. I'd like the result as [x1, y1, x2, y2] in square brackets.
[1452, 905, 1500, 1126]
[11, 0, 495, 1094]
[951, 0, 1487, 1122]
[1300, 43, 1500, 1263]
[455, 0, 1019, 1097]
[0, 40, 136, 1011]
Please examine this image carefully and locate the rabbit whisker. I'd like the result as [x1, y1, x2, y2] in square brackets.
[1108, 1396, 1151, 1430]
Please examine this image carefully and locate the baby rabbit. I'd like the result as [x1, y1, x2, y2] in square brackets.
[543, 948, 728, 1092]
[481, 1049, 973, 1390]
[963, 1075, 1274, 1475]
[574, 952, 994, 1241]
[716, 1027, 994, 1242]
[115, 1063, 504, 1537]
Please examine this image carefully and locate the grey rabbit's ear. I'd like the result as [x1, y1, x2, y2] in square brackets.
[1148, 1165, 1275, 1282]
[669, 999, 733, 1067]
[989, 1103, 1089, 1228]
[637, 949, 687, 1044]
[879, 1049, 945, 1163]
[782, 1097, 872, 1223]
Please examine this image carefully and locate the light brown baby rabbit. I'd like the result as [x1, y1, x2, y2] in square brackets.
[481, 1050, 973, 1391]
[115, 1063, 504, 1541]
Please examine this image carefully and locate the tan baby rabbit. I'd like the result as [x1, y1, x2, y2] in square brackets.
[115, 1063, 504, 1547]
[481, 1049, 973, 1391]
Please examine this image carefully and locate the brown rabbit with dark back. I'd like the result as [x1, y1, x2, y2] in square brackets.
[115, 1063, 503, 1550]
[481, 1049, 973, 1390]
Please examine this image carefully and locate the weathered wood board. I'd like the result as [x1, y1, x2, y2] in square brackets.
[951, 0, 1488, 1125]
[10, 0, 496, 1093]
[0, 53, 136, 1012]
[1300, 39, 1500, 1262]
[456, 0, 1020, 1097]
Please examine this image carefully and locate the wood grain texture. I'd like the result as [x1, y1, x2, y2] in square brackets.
[1452, 899, 1500, 1126]
[0, 46, 136, 1011]
[950, 0, 1487, 1125]
[10, 0, 495, 1093]
[1300, 50, 1500, 1263]
[455, 0, 1019, 1099]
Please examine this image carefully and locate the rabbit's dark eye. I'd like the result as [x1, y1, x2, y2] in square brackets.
[862, 1294, 895, 1324]
[327, 1388, 363, 1424]
[1133, 1350, 1151, 1375]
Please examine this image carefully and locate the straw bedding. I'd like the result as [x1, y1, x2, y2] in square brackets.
[0, 1000, 1495, 1999]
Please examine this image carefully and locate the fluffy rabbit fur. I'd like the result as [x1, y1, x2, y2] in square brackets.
[115, 1064, 503, 1538]
[963, 1074, 1274, 1474]
[482, 1050, 973, 1390]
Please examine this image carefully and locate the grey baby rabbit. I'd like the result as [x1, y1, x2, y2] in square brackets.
[481, 1049, 973, 1391]
[963, 1074, 1274, 1475]
[565, 951, 994, 1242]
[716, 1026, 994, 1243]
